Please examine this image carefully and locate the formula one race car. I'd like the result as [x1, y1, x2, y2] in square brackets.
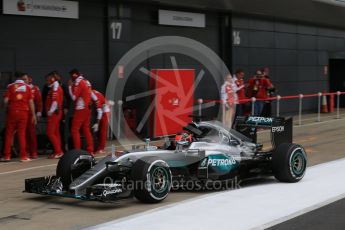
[24, 116, 307, 203]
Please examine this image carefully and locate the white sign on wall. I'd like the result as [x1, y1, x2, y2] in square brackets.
[233, 31, 241, 45]
[159, 10, 205, 28]
[3, 0, 79, 19]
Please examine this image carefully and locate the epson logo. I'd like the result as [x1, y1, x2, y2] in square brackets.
[208, 158, 236, 167]
[272, 126, 284, 133]
[247, 117, 273, 124]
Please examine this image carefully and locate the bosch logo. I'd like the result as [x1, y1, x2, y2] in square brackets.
[272, 126, 284, 133]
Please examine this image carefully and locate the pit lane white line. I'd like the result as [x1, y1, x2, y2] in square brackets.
[0, 164, 57, 176]
[87, 157, 345, 230]
[0, 140, 165, 175]
[0, 155, 108, 176]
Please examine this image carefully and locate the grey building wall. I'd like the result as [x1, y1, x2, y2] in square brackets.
[232, 16, 345, 114]
[1, 0, 345, 134]
[0, 0, 106, 90]
[107, 3, 227, 134]
[130, 0, 345, 30]
[0, 0, 106, 130]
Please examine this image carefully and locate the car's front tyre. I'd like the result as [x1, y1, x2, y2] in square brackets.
[131, 156, 172, 203]
[56, 149, 94, 189]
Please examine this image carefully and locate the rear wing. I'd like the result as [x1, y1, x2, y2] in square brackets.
[234, 116, 293, 150]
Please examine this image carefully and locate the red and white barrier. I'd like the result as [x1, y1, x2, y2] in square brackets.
[196, 91, 345, 125]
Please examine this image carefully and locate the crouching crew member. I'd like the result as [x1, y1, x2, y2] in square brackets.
[68, 69, 94, 154]
[91, 90, 110, 154]
[45, 73, 64, 159]
[1, 72, 36, 162]
[26, 77, 42, 159]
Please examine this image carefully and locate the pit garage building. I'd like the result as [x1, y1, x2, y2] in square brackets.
[1, 0, 345, 136]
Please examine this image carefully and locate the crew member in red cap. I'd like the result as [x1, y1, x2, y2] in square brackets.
[1, 72, 36, 162]
[68, 69, 94, 154]
[91, 90, 109, 154]
[25, 77, 42, 159]
[46, 73, 64, 159]
[247, 70, 274, 116]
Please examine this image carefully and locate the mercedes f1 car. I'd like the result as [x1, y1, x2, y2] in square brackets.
[24, 116, 307, 203]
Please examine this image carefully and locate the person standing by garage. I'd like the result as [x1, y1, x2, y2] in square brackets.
[68, 69, 94, 154]
[50, 71, 72, 152]
[91, 90, 109, 154]
[261, 67, 275, 117]
[233, 69, 247, 117]
[46, 73, 64, 159]
[1, 72, 36, 162]
[25, 77, 42, 159]
[220, 73, 236, 129]
[248, 70, 274, 116]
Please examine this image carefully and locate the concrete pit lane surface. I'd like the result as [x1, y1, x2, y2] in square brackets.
[1, 117, 345, 230]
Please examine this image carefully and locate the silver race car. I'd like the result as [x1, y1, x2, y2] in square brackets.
[25, 116, 307, 203]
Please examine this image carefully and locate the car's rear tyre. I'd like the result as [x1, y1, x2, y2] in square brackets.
[131, 156, 172, 203]
[56, 149, 94, 189]
[273, 143, 307, 183]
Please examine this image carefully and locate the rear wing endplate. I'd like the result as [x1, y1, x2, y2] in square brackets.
[234, 116, 293, 149]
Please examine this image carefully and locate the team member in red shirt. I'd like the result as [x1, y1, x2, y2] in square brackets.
[261, 67, 275, 117]
[91, 90, 110, 154]
[46, 73, 64, 159]
[68, 69, 94, 154]
[25, 77, 42, 159]
[247, 70, 274, 116]
[1, 72, 36, 162]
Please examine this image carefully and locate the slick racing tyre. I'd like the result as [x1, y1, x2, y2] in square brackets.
[131, 156, 172, 203]
[273, 143, 307, 183]
[56, 150, 94, 189]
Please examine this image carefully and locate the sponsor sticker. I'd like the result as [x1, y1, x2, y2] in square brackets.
[207, 157, 236, 167]
[16, 94, 23, 100]
[200, 158, 208, 167]
[247, 117, 273, 125]
[103, 188, 123, 196]
[272, 126, 284, 133]
[15, 85, 27, 92]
